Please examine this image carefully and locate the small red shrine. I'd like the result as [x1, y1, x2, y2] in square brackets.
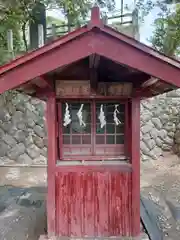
[0, 6, 180, 240]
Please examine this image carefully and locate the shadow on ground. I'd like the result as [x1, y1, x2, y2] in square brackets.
[0, 185, 47, 240]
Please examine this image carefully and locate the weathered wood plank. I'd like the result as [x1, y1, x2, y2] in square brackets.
[55, 171, 132, 237]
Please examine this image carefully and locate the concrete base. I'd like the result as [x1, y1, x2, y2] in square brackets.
[39, 235, 47, 240]
[39, 235, 51, 240]
[39, 235, 147, 240]
[0, 165, 47, 187]
[39, 235, 57, 240]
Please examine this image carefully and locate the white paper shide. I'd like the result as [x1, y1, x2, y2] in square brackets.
[63, 103, 71, 126]
[63, 103, 121, 129]
[98, 104, 106, 128]
[113, 104, 121, 126]
[77, 104, 86, 127]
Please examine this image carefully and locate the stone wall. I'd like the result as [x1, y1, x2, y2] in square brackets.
[0, 93, 47, 165]
[1, 90, 180, 165]
[141, 90, 180, 161]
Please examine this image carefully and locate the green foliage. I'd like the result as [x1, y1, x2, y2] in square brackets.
[135, 0, 168, 22]
[163, 0, 180, 4]
[0, 0, 116, 64]
[46, 16, 65, 26]
[150, 4, 180, 56]
[135, 0, 180, 56]
[54, 0, 115, 27]
[0, 0, 36, 63]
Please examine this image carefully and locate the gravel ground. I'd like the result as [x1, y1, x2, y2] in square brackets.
[0, 186, 46, 240]
[0, 185, 150, 240]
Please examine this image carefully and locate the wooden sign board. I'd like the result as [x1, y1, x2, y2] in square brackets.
[56, 80, 90, 97]
[98, 82, 132, 96]
[56, 80, 132, 97]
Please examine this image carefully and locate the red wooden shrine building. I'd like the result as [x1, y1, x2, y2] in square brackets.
[0, 6, 180, 239]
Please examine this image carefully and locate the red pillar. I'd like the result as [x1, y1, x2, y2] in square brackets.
[131, 97, 140, 236]
[46, 94, 57, 237]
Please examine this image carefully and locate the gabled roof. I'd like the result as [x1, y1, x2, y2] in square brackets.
[0, 6, 180, 95]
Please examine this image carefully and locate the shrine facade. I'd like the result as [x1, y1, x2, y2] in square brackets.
[0, 6, 180, 240]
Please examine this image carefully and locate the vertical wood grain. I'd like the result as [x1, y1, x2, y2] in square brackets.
[96, 172, 109, 236]
[55, 170, 132, 237]
[83, 172, 95, 236]
[46, 94, 57, 237]
[131, 97, 140, 236]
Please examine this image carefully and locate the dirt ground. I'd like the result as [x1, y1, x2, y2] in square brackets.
[1, 153, 180, 239]
[141, 153, 180, 239]
[0, 186, 47, 240]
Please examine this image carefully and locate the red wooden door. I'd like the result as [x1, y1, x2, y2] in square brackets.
[55, 101, 132, 237]
[55, 169, 132, 237]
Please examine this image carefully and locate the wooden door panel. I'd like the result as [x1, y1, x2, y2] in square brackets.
[83, 173, 96, 236]
[96, 172, 109, 236]
[55, 169, 132, 237]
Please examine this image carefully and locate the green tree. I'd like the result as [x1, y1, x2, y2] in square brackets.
[150, 4, 180, 56]
[46, 16, 65, 26]
[0, 0, 116, 56]
[163, 0, 180, 4]
[53, 0, 115, 31]
[134, 0, 180, 56]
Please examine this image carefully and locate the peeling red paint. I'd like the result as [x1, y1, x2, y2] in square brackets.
[55, 171, 132, 237]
